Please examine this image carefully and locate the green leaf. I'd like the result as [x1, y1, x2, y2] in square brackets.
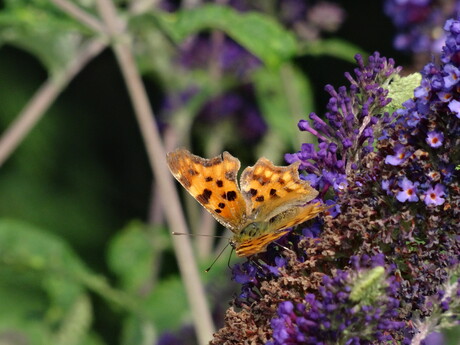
[384, 72, 422, 114]
[445, 325, 460, 345]
[155, 4, 297, 68]
[0, 1, 92, 75]
[253, 63, 315, 157]
[52, 294, 93, 345]
[0, 218, 90, 284]
[0, 269, 52, 345]
[0, 219, 94, 345]
[128, 12, 177, 79]
[120, 316, 156, 345]
[300, 38, 367, 63]
[144, 276, 190, 332]
[107, 221, 169, 293]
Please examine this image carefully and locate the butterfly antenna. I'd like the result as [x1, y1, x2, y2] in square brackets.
[172, 232, 229, 239]
[205, 242, 231, 273]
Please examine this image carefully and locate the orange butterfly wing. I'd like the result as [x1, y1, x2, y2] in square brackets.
[167, 149, 328, 258]
[239, 158, 319, 221]
[166, 149, 248, 232]
[234, 158, 326, 257]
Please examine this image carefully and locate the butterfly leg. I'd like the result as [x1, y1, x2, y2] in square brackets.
[274, 241, 296, 255]
[248, 257, 265, 271]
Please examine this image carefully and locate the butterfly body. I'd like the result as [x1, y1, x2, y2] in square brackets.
[166, 149, 326, 257]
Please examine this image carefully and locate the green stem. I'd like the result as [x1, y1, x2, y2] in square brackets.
[0, 40, 105, 167]
[95, 1, 215, 343]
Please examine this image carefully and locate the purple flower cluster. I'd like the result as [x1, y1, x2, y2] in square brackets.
[384, 0, 460, 54]
[285, 52, 401, 194]
[231, 242, 290, 304]
[381, 18, 460, 207]
[212, 16, 460, 345]
[269, 255, 405, 345]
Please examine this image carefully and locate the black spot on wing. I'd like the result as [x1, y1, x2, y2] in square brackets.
[205, 176, 213, 182]
[218, 202, 225, 209]
[255, 196, 264, 202]
[216, 180, 223, 187]
[249, 188, 257, 196]
[226, 191, 237, 201]
[196, 189, 212, 204]
[270, 188, 279, 198]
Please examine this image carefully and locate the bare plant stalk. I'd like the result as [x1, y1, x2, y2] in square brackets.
[129, 0, 161, 14]
[147, 126, 177, 226]
[181, 0, 201, 9]
[196, 212, 215, 259]
[95, 0, 215, 343]
[0, 39, 106, 167]
[51, 0, 107, 34]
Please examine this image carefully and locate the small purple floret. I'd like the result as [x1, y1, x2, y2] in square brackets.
[396, 178, 419, 202]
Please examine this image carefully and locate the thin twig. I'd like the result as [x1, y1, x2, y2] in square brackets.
[0, 39, 106, 167]
[95, 1, 215, 343]
[181, 0, 201, 9]
[196, 212, 216, 259]
[50, 0, 107, 34]
[129, 0, 161, 15]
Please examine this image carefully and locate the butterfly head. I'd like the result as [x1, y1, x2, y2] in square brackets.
[238, 222, 268, 241]
[232, 221, 279, 257]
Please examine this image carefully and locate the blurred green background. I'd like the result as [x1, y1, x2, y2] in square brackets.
[0, 1, 414, 344]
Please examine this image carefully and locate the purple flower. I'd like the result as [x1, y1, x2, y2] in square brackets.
[443, 64, 460, 88]
[414, 78, 431, 101]
[286, 52, 401, 194]
[424, 184, 446, 206]
[301, 221, 322, 238]
[269, 255, 404, 345]
[426, 131, 444, 148]
[448, 99, 460, 118]
[396, 178, 419, 202]
[385, 145, 411, 166]
[384, 0, 460, 54]
[382, 179, 394, 196]
[232, 261, 258, 284]
[263, 256, 287, 276]
[437, 91, 453, 102]
[422, 332, 445, 345]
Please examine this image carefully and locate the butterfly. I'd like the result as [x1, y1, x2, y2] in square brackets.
[166, 148, 327, 257]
